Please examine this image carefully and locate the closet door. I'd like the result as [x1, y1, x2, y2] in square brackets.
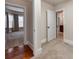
[47, 10, 56, 41]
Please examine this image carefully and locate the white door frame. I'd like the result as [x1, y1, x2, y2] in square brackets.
[56, 9, 64, 39]
[5, 2, 27, 45]
[46, 11, 48, 43]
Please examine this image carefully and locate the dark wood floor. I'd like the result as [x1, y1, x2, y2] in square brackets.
[5, 45, 33, 59]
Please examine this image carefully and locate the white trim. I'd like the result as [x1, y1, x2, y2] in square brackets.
[24, 39, 28, 45]
[64, 39, 73, 46]
[56, 8, 64, 12]
[48, 37, 56, 42]
[56, 9, 65, 20]
[27, 41, 34, 51]
[37, 48, 42, 55]
[6, 5, 24, 13]
[5, 2, 25, 8]
[18, 45, 24, 48]
[31, 48, 42, 59]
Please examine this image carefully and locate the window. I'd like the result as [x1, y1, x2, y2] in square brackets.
[18, 15, 23, 28]
[18, 15, 24, 31]
[5, 13, 24, 33]
[8, 13, 14, 28]
[5, 13, 14, 33]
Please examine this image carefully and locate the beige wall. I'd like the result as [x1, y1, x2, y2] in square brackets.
[27, 2, 33, 45]
[41, 1, 55, 43]
[55, 0, 73, 45]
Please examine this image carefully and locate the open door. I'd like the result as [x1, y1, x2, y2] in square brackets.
[47, 10, 56, 41]
[56, 10, 64, 40]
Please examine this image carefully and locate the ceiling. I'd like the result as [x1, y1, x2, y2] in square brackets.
[43, 0, 70, 6]
[27, 0, 71, 6]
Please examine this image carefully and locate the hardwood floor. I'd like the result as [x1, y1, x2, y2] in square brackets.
[5, 45, 33, 59]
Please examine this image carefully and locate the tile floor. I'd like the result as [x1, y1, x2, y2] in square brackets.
[32, 33, 73, 59]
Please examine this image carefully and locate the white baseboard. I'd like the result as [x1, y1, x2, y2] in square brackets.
[27, 41, 34, 51]
[24, 40, 28, 45]
[37, 48, 42, 55]
[64, 39, 73, 46]
[33, 48, 42, 56]
[48, 37, 56, 42]
[24, 41, 33, 51]
[31, 48, 42, 59]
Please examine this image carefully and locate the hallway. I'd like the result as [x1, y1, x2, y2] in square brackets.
[32, 39, 73, 59]
[5, 0, 73, 58]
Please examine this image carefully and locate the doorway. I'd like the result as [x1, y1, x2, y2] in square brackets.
[5, 3, 34, 59]
[5, 4, 25, 49]
[56, 10, 64, 40]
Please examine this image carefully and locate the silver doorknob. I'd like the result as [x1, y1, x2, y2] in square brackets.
[48, 26, 50, 28]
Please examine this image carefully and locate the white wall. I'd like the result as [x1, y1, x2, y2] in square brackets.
[32, 0, 42, 56]
[55, 0, 73, 45]
[41, 1, 55, 43]
[27, 2, 33, 47]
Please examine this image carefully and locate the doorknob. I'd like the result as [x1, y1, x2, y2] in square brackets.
[48, 26, 50, 28]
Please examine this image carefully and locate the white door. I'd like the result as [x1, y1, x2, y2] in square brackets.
[47, 10, 56, 41]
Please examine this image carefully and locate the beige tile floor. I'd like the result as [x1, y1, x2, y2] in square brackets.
[32, 33, 73, 59]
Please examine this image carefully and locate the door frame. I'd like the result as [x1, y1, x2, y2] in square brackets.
[46, 11, 48, 43]
[56, 9, 64, 39]
[5, 2, 27, 45]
